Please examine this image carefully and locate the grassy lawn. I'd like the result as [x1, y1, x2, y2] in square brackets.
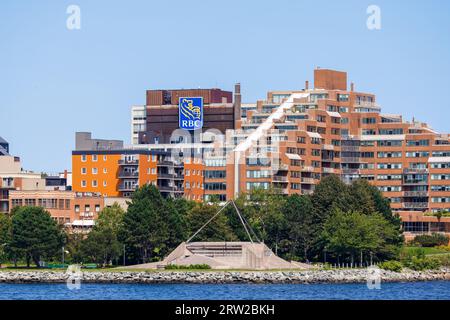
[402, 246, 450, 256]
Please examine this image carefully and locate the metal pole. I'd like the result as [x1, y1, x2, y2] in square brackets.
[62, 246, 64, 265]
[123, 244, 126, 266]
[186, 201, 231, 243]
[231, 200, 254, 243]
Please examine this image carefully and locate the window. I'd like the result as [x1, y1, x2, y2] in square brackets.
[81, 180, 87, 188]
[92, 168, 98, 174]
[103, 155, 107, 161]
[81, 155, 87, 162]
[377, 140, 402, 147]
[246, 182, 270, 191]
[377, 163, 402, 169]
[378, 128, 403, 135]
[103, 181, 107, 187]
[75, 205, 80, 213]
[92, 154, 98, 162]
[85, 205, 90, 212]
[103, 168, 107, 174]
[95, 205, 100, 212]
[246, 170, 270, 178]
[204, 182, 227, 191]
[362, 118, 376, 124]
[205, 170, 227, 179]
[92, 180, 98, 187]
[81, 167, 87, 174]
[377, 152, 402, 158]
[406, 140, 429, 147]
[406, 151, 429, 158]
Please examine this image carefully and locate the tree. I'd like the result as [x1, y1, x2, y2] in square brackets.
[186, 202, 237, 242]
[0, 214, 12, 267]
[311, 175, 350, 224]
[163, 197, 190, 256]
[80, 203, 125, 266]
[10, 207, 64, 267]
[237, 188, 286, 253]
[322, 209, 400, 264]
[282, 194, 315, 262]
[119, 185, 170, 264]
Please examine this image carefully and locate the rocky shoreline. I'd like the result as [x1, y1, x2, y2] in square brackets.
[0, 268, 449, 284]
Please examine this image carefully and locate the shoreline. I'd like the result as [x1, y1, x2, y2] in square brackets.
[0, 268, 449, 284]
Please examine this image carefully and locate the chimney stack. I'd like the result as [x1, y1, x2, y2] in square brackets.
[234, 83, 242, 124]
[350, 82, 354, 92]
[305, 80, 309, 90]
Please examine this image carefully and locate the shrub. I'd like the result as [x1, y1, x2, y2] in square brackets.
[436, 245, 450, 252]
[413, 233, 449, 247]
[432, 254, 450, 267]
[165, 264, 211, 270]
[379, 260, 403, 272]
[404, 257, 441, 271]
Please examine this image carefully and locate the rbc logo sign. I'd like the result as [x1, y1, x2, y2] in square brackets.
[179, 97, 203, 130]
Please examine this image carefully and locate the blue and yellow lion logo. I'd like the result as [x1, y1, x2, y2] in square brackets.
[180, 98, 201, 120]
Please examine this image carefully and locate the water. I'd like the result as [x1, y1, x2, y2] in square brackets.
[0, 281, 449, 300]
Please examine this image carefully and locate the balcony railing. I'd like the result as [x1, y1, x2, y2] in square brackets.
[403, 180, 428, 185]
[403, 202, 428, 209]
[302, 166, 314, 172]
[118, 184, 138, 191]
[341, 146, 360, 152]
[342, 169, 360, 175]
[157, 161, 175, 166]
[272, 176, 288, 182]
[322, 167, 336, 173]
[341, 157, 360, 163]
[118, 159, 139, 165]
[403, 191, 429, 197]
[118, 171, 139, 178]
[301, 178, 315, 184]
[403, 168, 428, 174]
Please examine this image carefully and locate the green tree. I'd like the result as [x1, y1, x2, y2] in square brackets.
[282, 194, 315, 262]
[186, 202, 238, 242]
[163, 197, 189, 256]
[10, 207, 64, 267]
[238, 188, 286, 254]
[119, 185, 170, 264]
[0, 214, 12, 267]
[322, 209, 400, 264]
[311, 175, 350, 223]
[80, 203, 125, 266]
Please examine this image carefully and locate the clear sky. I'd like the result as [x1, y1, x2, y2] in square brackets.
[1, 0, 450, 173]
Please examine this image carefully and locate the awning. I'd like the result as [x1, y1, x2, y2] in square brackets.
[285, 153, 302, 160]
[428, 157, 450, 163]
[307, 132, 322, 139]
[326, 111, 341, 118]
[71, 220, 95, 227]
[360, 134, 405, 141]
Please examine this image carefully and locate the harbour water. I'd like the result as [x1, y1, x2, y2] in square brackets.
[0, 281, 449, 300]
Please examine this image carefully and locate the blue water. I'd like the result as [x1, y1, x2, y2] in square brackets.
[0, 281, 449, 300]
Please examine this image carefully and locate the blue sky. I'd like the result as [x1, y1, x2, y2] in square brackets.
[1, 0, 450, 173]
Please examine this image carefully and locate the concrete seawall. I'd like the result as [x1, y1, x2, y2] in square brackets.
[0, 268, 449, 284]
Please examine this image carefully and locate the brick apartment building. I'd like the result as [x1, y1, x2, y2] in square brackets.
[71, 69, 450, 240]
